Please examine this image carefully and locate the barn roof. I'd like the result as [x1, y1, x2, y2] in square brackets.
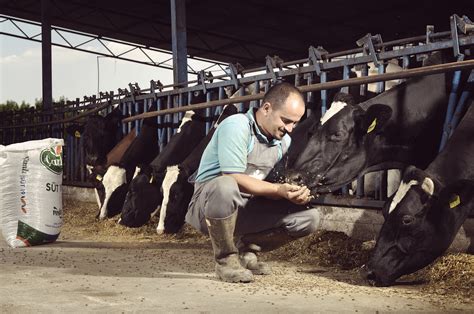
[1, 0, 473, 68]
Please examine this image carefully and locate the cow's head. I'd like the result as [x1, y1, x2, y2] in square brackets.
[286, 95, 392, 194]
[362, 166, 474, 286]
[74, 107, 124, 166]
[163, 167, 195, 233]
[119, 167, 162, 228]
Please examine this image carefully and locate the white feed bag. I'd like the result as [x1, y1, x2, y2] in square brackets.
[0, 138, 64, 248]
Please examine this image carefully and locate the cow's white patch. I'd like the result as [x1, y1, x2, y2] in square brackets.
[248, 169, 266, 180]
[320, 101, 347, 125]
[132, 166, 141, 180]
[389, 179, 419, 214]
[177, 111, 195, 134]
[352, 60, 403, 93]
[94, 188, 102, 210]
[157, 165, 180, 234]
[99, 165, 127, 219]
[86, 164, 94, 174]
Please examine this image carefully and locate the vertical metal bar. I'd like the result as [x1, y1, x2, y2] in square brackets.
[157, 98, 165, 151]
[178, 93, 184, 122]
[172, 95, 179, 135]
[360, 64, 369, 98]
[166, 95, 172, 142]
[341, 65, 349, 93]
[402, 56, 410, 69]
[41, 0, 53, 112]
[376, 63, 385, 93]
[448, 70, 474, 137]
[205, 91, 212, 134]
[134, 101, 140, 135]
[306, 74, 313, 117]
[79, 134, 85, 183]
[439, 56, 464, 152]
[215, 86, 224, 116]
[356, 175, 365, 198]
[320, 71, 328, 115]
[379, 170, 388, 200]
[121, 103, 127, 135]
[170, 0, 188, 87]
[251, 81, 260, 109]
[239, 86, 245, 112]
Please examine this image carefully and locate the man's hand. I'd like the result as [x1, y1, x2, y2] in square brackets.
[275, 183, 312, 205]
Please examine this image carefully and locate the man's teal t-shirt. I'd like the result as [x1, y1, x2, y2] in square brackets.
[195, 108, 291, 183]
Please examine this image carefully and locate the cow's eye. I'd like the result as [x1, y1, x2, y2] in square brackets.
[329, 131, 344, 142]
[402, 214, 415, 226]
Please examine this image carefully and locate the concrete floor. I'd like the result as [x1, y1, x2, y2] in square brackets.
[1, 238, 472, 313]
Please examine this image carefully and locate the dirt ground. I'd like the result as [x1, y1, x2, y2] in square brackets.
[0, 200, 472, 313]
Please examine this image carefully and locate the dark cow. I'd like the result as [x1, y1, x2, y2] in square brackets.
[118, 165, 161, 227]
[157, 104, 239, 233]
[361, 100, 474, 286]
[67, 106, 125, 167]
[285, 52, 450, 195]
[66, 106, 136, 211]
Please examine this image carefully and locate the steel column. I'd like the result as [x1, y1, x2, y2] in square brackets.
[170, 0, 188, 87]
[41, 0, 53, 111]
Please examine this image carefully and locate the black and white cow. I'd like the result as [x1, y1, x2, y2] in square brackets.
[156, 103, 239, 233]
[97, 112, 160, 219]
[118, 108, 209, 227]
[98, 89, 216, 221]
[361, 100, 474, 286]
[284, 52, 450, 195]
[118, 165, 161, 227]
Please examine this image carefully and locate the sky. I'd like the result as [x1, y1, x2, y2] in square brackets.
[0, 33, 221, 106]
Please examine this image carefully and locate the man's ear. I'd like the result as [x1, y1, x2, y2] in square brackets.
[261, 101, 271, 114]
[361, 104, 392, 135]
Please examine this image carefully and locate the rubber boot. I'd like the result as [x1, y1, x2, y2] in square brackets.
[236, 239, 272, 275]
[206, 211, 254, 283]
[240, 227, 296, 253]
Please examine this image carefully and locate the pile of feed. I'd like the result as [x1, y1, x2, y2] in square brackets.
[404, 253, 474, 300]
[264, 230, 373, 270]
[60, 199, 209, 245]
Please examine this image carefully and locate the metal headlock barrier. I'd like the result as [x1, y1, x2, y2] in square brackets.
[1, 14, 473, 208]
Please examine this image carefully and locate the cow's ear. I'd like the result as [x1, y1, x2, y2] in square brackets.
[402, 166, 428, 185]
[65, 124, 84, 138]
[106, 106, 124, 123]
[438, 180, 474, 212]
[361, 104, 392, 135]
[332, 92, 355, 106]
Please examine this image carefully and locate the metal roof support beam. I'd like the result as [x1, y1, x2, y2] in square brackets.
[170, 0, 188, 88]
[41, 0, 52, 111]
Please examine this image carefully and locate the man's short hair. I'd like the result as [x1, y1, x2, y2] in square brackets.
[262, 82, 304, 110]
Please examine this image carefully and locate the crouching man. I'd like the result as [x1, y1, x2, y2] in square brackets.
[186, 82, 320, 283]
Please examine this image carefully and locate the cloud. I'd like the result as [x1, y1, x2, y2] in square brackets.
[1, 39, 221, 105]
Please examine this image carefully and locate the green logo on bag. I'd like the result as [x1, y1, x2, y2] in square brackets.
[40, 146, 63, 175]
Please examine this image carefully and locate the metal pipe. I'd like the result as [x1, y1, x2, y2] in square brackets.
[449, 88, 472, 137]
[122, 59, 474, 123]
[439, 56, 464, 152]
